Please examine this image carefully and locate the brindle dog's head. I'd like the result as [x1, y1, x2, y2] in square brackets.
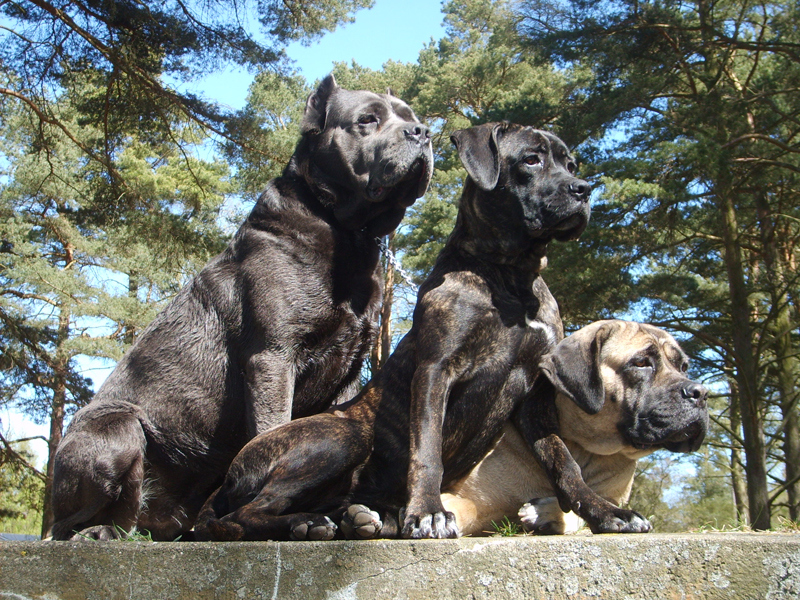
[291, 74, 433, 237]
[450, 123, 591, 258]
[540, 320, 709, 457]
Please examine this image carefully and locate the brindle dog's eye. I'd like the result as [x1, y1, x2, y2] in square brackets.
[358, 114, 379, 126]
[567, 162, 577, 174]
[523, 155, 541, 166]
[681, 362, 689, 373]
[632, 357, 653, 369]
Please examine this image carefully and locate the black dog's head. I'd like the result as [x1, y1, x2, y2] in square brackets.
[541, 320, 709, 457]
[450, 123, 591, 257]
[291, 74, 433, 237]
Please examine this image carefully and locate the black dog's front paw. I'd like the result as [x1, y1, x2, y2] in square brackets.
[340, 504, 382, 539]
[400, 507, 459, 539]
[70, 525, 122, 542]
[591, 508, 651, 534]
[290, 516, 337, 541]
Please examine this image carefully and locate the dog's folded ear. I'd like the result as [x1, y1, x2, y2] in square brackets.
[450, 123, 503, 191]
[539, 324, 612, 415]
[302, 74, 339, 135]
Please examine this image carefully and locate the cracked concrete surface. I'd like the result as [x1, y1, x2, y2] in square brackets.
[1, 534, 798, 599]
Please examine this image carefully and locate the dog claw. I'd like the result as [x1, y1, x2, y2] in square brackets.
[340, 504, 383, 539]
[592, 509, 652, 534]
[290, 516, 337, 541]
[401, 509, 459, 539]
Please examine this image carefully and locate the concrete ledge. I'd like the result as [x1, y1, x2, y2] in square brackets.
[1, 534, 798, 599]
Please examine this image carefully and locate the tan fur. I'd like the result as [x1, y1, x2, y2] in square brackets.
[442, 320, 683, 536]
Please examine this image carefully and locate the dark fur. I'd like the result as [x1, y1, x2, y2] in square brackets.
[193, 122, 592, 541]
[50, 75, 433, 541]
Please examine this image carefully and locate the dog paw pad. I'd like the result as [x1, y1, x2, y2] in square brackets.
[340, 504, 382, 539]
[291, 516, 337, 541]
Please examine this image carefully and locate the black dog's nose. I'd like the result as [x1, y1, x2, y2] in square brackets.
[404, 125, 431, 145]
[569, 180, 591, 201]
[681, 382, 708, 408]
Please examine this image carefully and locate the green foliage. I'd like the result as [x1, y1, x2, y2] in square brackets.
[0, 93, 231, 423]
[0, 442, 44, 536]
[224, 72, 312, 201]
[491, 515, 523, 537]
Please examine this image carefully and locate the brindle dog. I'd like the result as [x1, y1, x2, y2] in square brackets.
[50, 75, 433, 542]
[194, 122, 592, 541]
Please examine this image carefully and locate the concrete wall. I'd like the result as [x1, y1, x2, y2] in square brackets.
[1, 533, 798, 599]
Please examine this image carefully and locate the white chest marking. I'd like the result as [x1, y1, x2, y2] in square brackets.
[526, 317, 557, 346]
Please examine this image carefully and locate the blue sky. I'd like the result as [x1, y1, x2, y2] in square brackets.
[196, 0, 447, 110]
[4, 0, 448, 462]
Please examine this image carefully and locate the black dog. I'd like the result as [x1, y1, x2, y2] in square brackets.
[50, 75, 433, 541]
[193, 122, 592, 541]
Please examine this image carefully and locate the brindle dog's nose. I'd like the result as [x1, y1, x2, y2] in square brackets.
[569, 179, 591, 202]
[404, 125, 431, 145]
[681, 382, 708, 408]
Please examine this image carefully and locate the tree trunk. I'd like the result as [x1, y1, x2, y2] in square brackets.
[370, 233, 395, 374]
[125, 270, 139, 345]
[729, 385, 749, 525]
[718, 184, 770, 530]
[755, 191, 800, 521]
[41, 236, 74, 537]
[40, 308, 70, 538]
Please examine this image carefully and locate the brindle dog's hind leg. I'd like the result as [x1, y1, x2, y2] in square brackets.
[194, 413, 372, 541]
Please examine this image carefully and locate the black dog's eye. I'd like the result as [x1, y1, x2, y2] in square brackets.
[357, 114, 379, 126]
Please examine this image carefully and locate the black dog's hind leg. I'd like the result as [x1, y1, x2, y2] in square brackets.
[193, 413, 372, 541]
[50, 403, 147, 540]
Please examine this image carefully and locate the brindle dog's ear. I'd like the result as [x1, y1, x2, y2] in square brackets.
[302, 74, 339, 135]
[539, 324, 612, 415]
[450, 123, 503, 191]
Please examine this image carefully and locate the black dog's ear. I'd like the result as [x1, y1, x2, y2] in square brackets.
[450, 123, 502, 191]
[539, 324, 612, 415]
[301, 74, 339, 135]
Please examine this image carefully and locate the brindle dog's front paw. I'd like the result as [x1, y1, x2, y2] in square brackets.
[591, 508, 651, 534]
[340, 504, 382, 539]
[194, 517, 245, 541]
[400, 507, 459, 539]
[70, 525, 122, 542]
[290, 516, 337, 541]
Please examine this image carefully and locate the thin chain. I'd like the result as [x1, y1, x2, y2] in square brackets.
[375, 236, 419, 294]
